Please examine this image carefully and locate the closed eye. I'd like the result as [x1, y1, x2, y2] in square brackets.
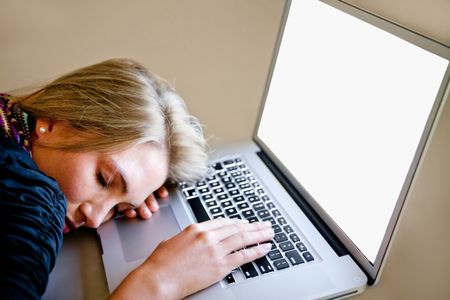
[96, 171, 109, 188]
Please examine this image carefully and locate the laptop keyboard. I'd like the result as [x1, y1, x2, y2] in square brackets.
[179, 157, 315, 284]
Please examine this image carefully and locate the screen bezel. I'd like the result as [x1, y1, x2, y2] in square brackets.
[253, 0, 450, 284]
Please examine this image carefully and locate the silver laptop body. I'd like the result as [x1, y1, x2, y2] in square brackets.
[98, 0, 450, 299]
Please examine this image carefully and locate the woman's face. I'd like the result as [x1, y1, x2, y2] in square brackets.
[32, 120, 169, 233]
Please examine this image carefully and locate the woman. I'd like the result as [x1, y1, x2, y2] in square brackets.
[0, 58, 274, 299]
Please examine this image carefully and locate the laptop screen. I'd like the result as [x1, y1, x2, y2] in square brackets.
[256, 0, 449, 267]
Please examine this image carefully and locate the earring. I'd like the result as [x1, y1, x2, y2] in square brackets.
[39, 127, 46, 134]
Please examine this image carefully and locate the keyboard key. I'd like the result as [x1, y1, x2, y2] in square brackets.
[224, 273, 235, 284]
[235, 177, 247, 183]
[279, 241, 294, 252]
[262, 217, 276, 226]
[257, 209, 270, 219]
[290, 233, 300, 243]
[254, 256, 274, 274]
[210, 207, 222, 215]
[213, 214, 225, 219]
[183, 187, 197, 198]
[273, 259, 289, 270]
[212, 162, 223, 171]
[213, 187, 224, 194]
[205, 200, 217, 207]
[223, 159, 235, 166]
[237, 202, 250, 210]
[268, 249, 283, 260]
[233, 196, 245, 203]
[302, 251, 314, 262]
[266, 202, 275, 210]
[229, 189, 240, 196]
[234, 158, 242, 163]
[198, 187, 210, 194]
[248, 196, 260, 203]
[220, 200, 233, 208]
[296, 242, 307, 252]
[187, 197, 210, 222]
[217, 171, 227, 177]
[239, 183, 251, 189]
[229, 214, 241, 220]
[241, 263, 258, 278]
[225, 207, 238, 216]
[231, 171, 242, 177]
[242, 210, 255, 218]
[272, 209, 281, 217]
[272, 224, 282, 233]
[256, 188, 265, 195]
[217, 194, 228, 201]
[252, 203, 265, 211]
[247, 216, 259, 223]
[225, 182, 236, 189]
[285, 250, 304, 265]
[283, 225, 293, 234]
[210, 181, 220, 187]
[222, 176, 232, 183]
[277, 217, 287, 225]
[274, 232, 288, 243]
[202, 193, 213, 200]
[261, 195, 270, 202]
[207, 175, 217, 181]
[244, 190, 255, 196]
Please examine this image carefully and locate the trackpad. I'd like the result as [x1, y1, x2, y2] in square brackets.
[116, 205, 181, 262]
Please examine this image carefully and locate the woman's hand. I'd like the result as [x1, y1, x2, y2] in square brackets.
[121, 186, 169, 219]
[110, 218, 274, 300]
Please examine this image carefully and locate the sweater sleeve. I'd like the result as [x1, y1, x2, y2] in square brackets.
[0, 142, 66, 300]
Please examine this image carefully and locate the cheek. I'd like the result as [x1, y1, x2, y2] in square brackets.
[53, 158, 95, 204]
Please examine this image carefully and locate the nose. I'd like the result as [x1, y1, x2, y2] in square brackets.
[78, 200, 114, 228]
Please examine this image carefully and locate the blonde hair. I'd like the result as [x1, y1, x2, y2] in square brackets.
[12, 58, 208, 183]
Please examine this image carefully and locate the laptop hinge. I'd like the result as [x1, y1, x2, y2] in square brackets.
[257, 150, 349, 257]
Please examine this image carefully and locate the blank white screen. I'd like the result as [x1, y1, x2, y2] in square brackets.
[257, 0, 448, 262]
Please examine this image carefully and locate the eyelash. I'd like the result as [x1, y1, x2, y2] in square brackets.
[96, 172, 109, 188]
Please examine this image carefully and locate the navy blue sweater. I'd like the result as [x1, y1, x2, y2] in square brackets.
[0, 137, 66, 299]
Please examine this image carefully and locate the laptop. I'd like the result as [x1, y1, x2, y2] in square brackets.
[98, 0, 450, 299]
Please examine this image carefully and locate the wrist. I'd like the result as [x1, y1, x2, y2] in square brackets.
[109, 264, 175, 300]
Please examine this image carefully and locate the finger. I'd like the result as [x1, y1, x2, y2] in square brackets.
[145, 194, 159, 212]
[220, 226, 274, 254]
[212, 220, 272, 242]
[187, 217, 248, 233]
[123, 209, 137, 219]
[156, 186, 169, 198]
[136, 203, 152, 219]
[227, 243, 272, 268]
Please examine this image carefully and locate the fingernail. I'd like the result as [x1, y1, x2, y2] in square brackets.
[263, 221, 272, 227]
[262, 243, 272, 251]
[143, 207, 151, 216]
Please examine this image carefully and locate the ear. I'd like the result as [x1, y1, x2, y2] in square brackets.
[33, 118, 56, 141]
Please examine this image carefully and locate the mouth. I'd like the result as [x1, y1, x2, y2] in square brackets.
[63, 217, 77, 234]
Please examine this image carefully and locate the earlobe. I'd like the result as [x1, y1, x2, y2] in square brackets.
[34, 119, 52, 140]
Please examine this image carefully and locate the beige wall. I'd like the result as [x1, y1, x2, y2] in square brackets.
[0, 0, 285, 144]
[1, 1, 449, 299]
